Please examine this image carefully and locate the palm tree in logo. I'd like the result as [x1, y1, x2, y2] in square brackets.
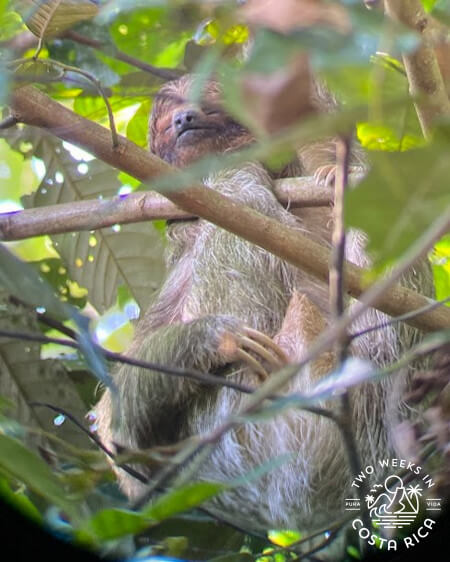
[406, 484, 423, 511]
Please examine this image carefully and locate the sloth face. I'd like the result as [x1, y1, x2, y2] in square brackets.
[149, 75, 253, 168]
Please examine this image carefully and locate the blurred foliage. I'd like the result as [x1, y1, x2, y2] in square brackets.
[0, 0, 449, 560]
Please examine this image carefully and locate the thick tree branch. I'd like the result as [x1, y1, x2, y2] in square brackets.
[385, 0, 450, 137]
[0, 179, 333, 241]
[8, 85, 450, 332]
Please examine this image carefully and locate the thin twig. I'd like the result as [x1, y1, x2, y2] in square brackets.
[29, 401, 147, 482]
[0, 322, 334, 424]
[30, 402, 111, 453]
[29, 402, 261, 538]
[64, 31, 181, 82]
[9, 57, 119, 147]
[0, 328, 254, 394]
[350, 296, 450, 341]
[330, 136, 350, 348]
[296, 527, 341, 560]
[262, 515, 353, 558]
[331, 136, 371, 548]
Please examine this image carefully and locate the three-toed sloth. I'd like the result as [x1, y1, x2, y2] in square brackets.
[96, 75, 433, 534]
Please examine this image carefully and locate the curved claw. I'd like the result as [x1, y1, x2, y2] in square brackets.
[240, 335, 283, 369]
[243, 327, 289, 364]
[314, 164, 337, 186]
[235, 348, 269, 380]
[226, 327, 289, 381]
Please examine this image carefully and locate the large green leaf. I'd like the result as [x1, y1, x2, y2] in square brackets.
[126, 99, 151, 148]
[345, 142, 450, 266]
[73, 94, 142, 123]
[80, 481, 227, 541]
[79, 507, 149, 541]
[16, 128, 165, 312]
[109, 5, 195, 69]
[0, 432, 77, 517]
[142, 515, 258, 561]
[0, 292, 90, 448]
[0, 243, 70, 321]
[141, 481, 227, 521]
[0, 244, 111, 388]
[0, 477, 42, 524]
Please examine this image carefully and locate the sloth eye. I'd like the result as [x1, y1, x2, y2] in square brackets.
[203, 108, 221, 116]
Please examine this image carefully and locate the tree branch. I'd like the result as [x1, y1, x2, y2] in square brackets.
[385, 0, 450, 137]
[331, 135, 371, 542]
[8, 85, 450, 332]
[0, 178, 333, 241]
[0, 29, 180, 82]
[0, 328, 255, 394]
[64, 31, 182, 82]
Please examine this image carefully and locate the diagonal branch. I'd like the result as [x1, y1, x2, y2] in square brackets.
[8, 84, 450, 332]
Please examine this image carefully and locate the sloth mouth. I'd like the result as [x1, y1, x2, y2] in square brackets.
[176, 126, 217, 142]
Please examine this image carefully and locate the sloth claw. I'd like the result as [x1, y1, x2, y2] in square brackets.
[235, 348, 269, 380]
[314, 164, 337, 186]
[236, 327, 288, 381]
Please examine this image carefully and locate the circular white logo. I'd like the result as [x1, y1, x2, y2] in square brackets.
[344, 458, 442, 552]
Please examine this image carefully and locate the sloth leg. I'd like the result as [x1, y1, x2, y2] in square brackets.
[274, 290, 336, 380]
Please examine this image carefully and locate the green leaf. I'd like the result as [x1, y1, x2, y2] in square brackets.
[268, 529, 301, 547]
[345, 143, 450, 265]
[0, 292, 91, 448]
[142, 515, 252, 558]
[16, 0, 98, 38]
[18, 130, 165, 312]
[431, 235, 450, 302]
[0, 433, 77, 517]
[109, 5, 193, 69]
[79, 507, 150, 541]
[0, 139, 40, 206]
[357, 123, 424, 152]
[0, 4, 23, 42]
[164, 535, 189, 557]
[80, 481, 227, 542]
[142, 481, 227, 521]
[0, 243, 111, 389]
[0, 243, 70, 321]
[421, 0, 438, 12]
[347, 544, 362, 560]
[73, 94, 138, 123]
[0, 477, 42, 524]
[126, 100, 151, 148]
[30, 258, 87, 308]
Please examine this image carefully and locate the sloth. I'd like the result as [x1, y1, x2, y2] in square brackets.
[95, 74, 433, 537]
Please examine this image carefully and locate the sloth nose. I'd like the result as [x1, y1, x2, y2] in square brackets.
[173, 109, 199, 132]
